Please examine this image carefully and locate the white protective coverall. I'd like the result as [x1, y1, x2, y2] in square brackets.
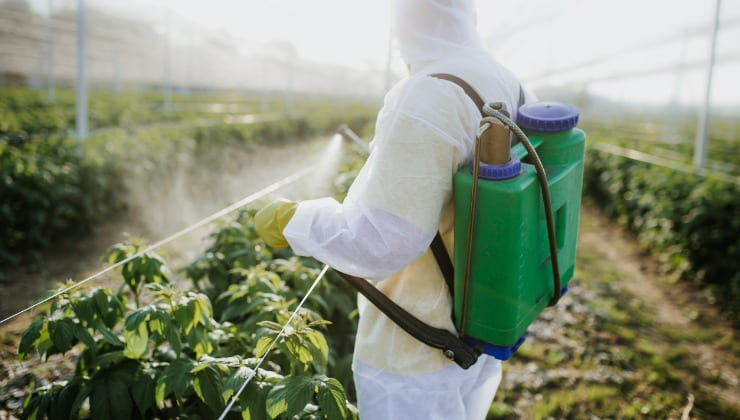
[283, 1, 531, 418]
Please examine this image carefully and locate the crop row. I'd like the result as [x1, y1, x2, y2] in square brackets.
[18, 208, 362, 419]
[583, 146, 740, 319]
[0, 88, 377, 267]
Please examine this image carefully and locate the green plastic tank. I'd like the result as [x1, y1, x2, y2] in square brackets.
[453, 102, 585, 360]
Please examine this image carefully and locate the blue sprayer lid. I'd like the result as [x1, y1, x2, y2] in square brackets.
[516, 102, 579, 132]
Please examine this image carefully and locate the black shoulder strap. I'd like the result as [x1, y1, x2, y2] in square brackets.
[337, 270, 479, 369]
[430, 73, 485, 117]
[428, 74, 486, 298]
[430, 233, 454, 297]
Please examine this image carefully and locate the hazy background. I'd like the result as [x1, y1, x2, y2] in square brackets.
[3, 0, 739, 108]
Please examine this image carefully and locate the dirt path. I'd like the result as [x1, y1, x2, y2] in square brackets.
[578, 204, 740, 410]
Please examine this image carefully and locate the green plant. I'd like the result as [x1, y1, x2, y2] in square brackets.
[18, 212, 358, 419]
[583, 146, 740, 319]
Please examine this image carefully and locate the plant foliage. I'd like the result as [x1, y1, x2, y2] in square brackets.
[19, 211, 359, 419]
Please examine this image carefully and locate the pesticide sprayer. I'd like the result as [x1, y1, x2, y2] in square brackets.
[453, 101, 585, 360]
[337, 98, 585, 366]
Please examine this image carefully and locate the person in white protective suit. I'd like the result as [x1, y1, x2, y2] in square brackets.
[255, 0, 532, 418]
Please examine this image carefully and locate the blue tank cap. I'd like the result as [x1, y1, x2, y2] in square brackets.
[470, 154, 521, 180]
[516, 102, 579, 132]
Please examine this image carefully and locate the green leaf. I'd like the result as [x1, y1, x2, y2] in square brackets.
[89, 374, 133, 420]
[96, 324, 123, 346]
[174, 297, 197, 334]
[49, 380, 81, 420]
[124, 308, 150, 331]
[131, 372, 155, 418]
[123, 320, 148, 359]
[21, 389, 50, 420]
[193, 365, 225, 412]
[315, 376, 348, 420]
[285, 335, 313, 367]
[71, 322, 96, 350]
[223, 366, 253, 403]
[72, 297, 95, 325]
[240, 380, 271, 420]
[88, 351, 125, 371]
[257, 320, 284, 332]
[18, 317, 44, 362]
[154, 359, 195, 405]
[48, 318, 75, 352]
[69, 378, 93, 416]
[254, 334, 276, 358]
[163, 317, 182, 357]
[187, 327, 214, 358]
[305, 330, 329, 370]
[266, 375, 314, 419]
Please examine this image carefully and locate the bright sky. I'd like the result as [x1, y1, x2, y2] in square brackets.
[35, 0, 740, 107]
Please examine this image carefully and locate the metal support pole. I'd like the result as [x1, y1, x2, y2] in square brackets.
[162, 8, 172, 114]
[76, 0, 88, 140]
[113, 47, 121, 96]
[694, 0, 721, 168]
[47, 0, 56, 102]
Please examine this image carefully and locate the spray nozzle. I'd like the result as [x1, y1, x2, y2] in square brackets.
[336, 124, 370, 154]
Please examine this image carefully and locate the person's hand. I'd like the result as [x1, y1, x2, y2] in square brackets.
[254, 199, 298, 249]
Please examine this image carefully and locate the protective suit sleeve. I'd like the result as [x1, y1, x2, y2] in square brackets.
[283, 76, 480, 281]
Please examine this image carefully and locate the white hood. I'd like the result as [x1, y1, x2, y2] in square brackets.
[393, 0, 482, 72]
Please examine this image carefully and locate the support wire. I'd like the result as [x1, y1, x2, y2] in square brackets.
[217, 264, 330, 420]
[0, 166, 315, 326]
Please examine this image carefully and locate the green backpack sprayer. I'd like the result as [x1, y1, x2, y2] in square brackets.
[338, 75, 585, 369]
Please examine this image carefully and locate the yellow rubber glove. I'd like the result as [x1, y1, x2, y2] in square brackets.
[254, 199, 298, 249]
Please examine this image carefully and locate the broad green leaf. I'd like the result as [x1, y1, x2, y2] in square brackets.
[123, 320, 148, 359]
[154, 359, 194, 404]
[124, 308, 150, 331]
[174, 297, 197, 334]
[96, 324, 123, 346]
[69, 377, 93, 416]
[48, 318, 75, 352]
[71, 322, 96, 350]
[88, 351, 125, 371]
[240, 380, 271, 420]
[131, 373, 155, 418]
[305, 330, 329, 369]
[72, 297, 95, 325]
[315, 376, 348, 420]
[266, 376, 314, 419]
[89, 374, 133, 420]
[21, 389, 49, 420]
[49, 380, 81, 420]
[257, 320, 283, 332]
[163, 317, 182, 357]
[33, 324, 54, 359]
[188, 327, 214, 358]
[196, 293, 213, 318]
[18, 317, 44, 361]
[285, 335, 313, 366]
[254, 334, 276, 358]
[223, 366, 253, 403]
[193, 366, 224, 412]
